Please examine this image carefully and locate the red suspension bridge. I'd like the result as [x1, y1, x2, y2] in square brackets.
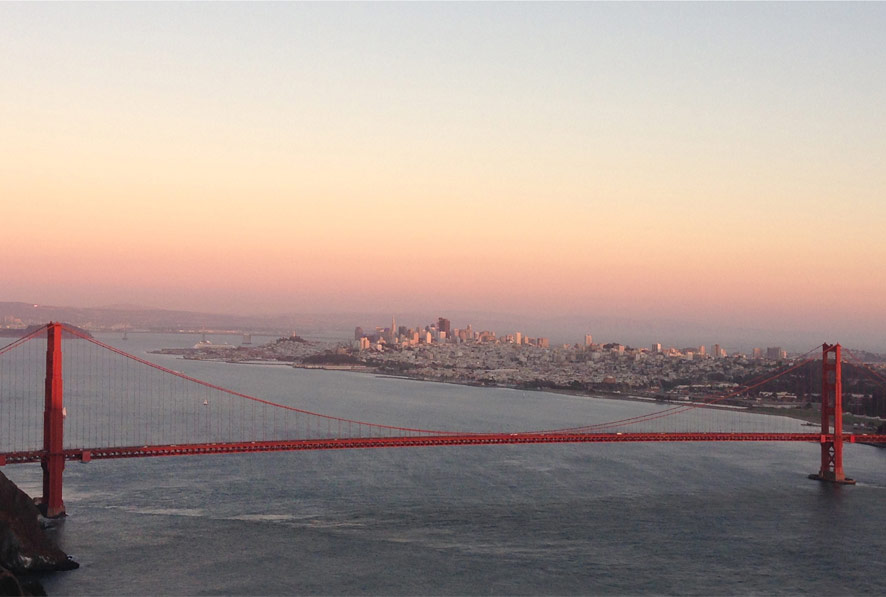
[1, 323, 885, 518]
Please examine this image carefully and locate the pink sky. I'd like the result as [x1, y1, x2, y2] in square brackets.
[2, 3, 885, 345]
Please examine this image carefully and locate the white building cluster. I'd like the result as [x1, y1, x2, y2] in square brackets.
[353, 316, 549, 351]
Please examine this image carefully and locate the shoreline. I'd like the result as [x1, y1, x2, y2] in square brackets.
[167, 354, 877, 432]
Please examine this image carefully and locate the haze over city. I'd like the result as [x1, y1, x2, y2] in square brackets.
[2, 3, 885, 349]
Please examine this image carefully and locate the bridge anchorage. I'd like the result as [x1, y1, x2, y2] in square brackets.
[3, 323, 883, 518]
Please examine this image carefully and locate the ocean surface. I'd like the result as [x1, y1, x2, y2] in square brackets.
[4, 332, 886, 595]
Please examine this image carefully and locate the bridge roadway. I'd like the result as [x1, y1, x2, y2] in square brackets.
[2, 433, 885, 465]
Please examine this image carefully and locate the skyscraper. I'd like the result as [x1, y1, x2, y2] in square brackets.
[437, 317, 451, 337]
[766, 347, 785, 360]
[387, 316, 396, 342]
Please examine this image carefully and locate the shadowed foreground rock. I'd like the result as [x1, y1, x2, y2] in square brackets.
[0, 566, 47, 596]
[0, 471, 77, 595]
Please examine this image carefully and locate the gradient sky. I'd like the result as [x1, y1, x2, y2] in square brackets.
[1, 3, 885, 343]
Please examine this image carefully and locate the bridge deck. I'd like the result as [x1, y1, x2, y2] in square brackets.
[3, 433, 884, 465]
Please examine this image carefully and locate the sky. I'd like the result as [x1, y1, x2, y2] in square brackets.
[1, 3, 885, 347]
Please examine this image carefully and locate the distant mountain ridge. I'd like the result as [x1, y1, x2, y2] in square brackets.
[0, 301, 297, 334]
[0, 322, 92, 338]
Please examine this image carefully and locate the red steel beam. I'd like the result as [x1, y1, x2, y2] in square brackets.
[3, 434, 885, 465]
[39, 323, 66, 517]
[1, 433, 884, 465]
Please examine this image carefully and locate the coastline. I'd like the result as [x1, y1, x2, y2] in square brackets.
[166, 353, 859, 431]
[344, 369, 885, 435]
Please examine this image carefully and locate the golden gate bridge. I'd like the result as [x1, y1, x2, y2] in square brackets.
[1, 323, 885, 518]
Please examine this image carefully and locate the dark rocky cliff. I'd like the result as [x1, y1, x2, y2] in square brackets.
[0, 471, 78, 595]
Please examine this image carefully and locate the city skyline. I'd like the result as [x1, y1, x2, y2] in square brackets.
[350, 314, 794, 361]
[2, 4, 885, 349]
[0, 300, 839, 356]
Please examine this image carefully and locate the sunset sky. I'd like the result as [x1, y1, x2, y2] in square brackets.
[1, 3, 884, 345]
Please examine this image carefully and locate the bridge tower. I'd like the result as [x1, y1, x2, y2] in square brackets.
[809, 343, 855, 485]
[37, 322, 66, 517]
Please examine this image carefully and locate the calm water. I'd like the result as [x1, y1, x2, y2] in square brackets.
[4, 333, 886, 595]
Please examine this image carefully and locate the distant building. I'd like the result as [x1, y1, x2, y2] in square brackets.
[389, 316, 397, 342]
[354, 326, 364, 340]
[437, 317, 451, 337]
[766, 347, 784, 360]
[651, 343, 661, 353]
[585, 334, 593, 347]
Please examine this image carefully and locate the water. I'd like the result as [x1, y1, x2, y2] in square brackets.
[4, 333, 886, 595]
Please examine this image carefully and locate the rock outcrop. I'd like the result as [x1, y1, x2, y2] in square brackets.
[0, 565, 47, 596]
[0, 470, 77, 594]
